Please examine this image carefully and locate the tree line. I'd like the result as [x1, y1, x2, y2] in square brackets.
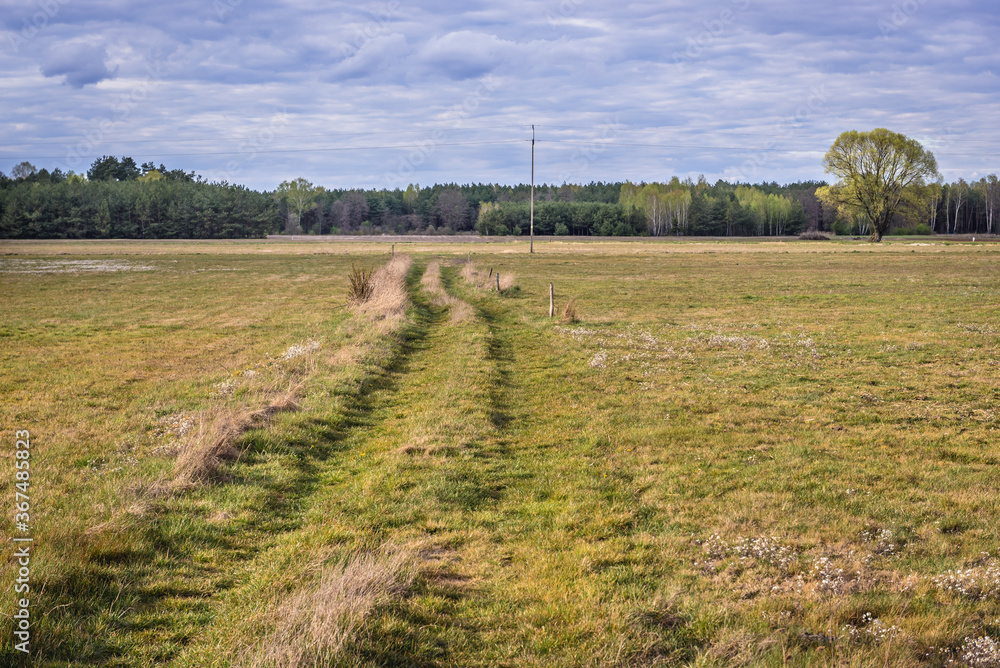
[279, 177, 815, 237]
[0, 159, 278, 239]
[1, 155, 997, 239]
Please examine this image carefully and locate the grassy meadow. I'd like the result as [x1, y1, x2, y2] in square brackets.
[2, 236, 1000, 667]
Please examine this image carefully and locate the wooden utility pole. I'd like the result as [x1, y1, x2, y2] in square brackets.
[530, 124, 535, 254]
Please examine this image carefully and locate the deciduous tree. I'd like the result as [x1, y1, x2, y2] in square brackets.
[822, 129, 938, 242]
[275, 178, 322, 233]
[11, 161, 37, 180]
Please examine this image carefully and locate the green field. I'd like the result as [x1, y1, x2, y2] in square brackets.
[2, 237, 1000, 667]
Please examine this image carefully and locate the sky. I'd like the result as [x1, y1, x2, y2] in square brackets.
[1, 0, 998, 191]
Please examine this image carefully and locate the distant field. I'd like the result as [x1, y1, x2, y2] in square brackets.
[2, 237, 999, 667]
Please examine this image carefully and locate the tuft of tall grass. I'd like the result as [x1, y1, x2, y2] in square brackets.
[346, 262, 375, 305]
[245, 547, 417, 668]
[561, 297, 579, 323]
[460, 261, 516, 292]
[173, 387, 301, 486]
[351, 255, 412, 330]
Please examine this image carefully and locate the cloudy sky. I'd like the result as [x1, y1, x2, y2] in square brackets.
[2, 0, 998, 191]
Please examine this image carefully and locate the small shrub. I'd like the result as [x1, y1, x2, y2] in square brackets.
[799, 231, 830, 241]
[347, 262, 375, 305]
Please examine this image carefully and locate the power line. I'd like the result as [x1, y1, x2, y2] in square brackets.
[3, 130, 997, 163]
[538, 139, 823, 153]
[2, 139, 525, 161]
[537, 139, 1000, 157]
[4, 122, 995, 150]
[0, 126, 532, 147]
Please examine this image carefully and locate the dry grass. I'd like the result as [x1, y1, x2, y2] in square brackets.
[460, 260, 516, 292]
[346, 261, 375, 304]
[244, 547, 417, 668]
[420, 261, 473, 321]
[561, 297, 579, 323]
[351, 254, 412, 329]
[173, 388, 301, 486]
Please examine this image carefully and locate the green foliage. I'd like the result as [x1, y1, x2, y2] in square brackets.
[889, 223, 934, 235]
[7, 155, 995, 239]
[87, 155, 141, 182]
[620, 181, 693, 235]
[275, 177, 323, 233]
[0, 178, 278, 239]
[474, 201, 642, 237]
[823, 128, 939, 242]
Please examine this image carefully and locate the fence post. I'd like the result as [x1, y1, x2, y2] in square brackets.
[549, 283, 554, 318]
[496, 273, 500, 293]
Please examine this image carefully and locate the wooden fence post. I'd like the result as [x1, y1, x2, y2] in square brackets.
[549, 283, 554, 318]
[496, 273, 500, 293]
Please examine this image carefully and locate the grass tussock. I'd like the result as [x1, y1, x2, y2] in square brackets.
[561, 297, 579, 323]
[460, 261, 516, 292]
[351, 254, 412, 328]
[346, 261, 375, 305]
[173, 389, 301, 486]
[799, 230, 831, 240]
[244, 547, 417, 668]
[420, 261, 473, 321]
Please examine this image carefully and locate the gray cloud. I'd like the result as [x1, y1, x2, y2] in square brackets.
[41, 41, 117, 87]
[1, 0, 998, 188]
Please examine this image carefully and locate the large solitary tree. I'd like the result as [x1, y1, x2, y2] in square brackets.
[822, 129, 939, 242]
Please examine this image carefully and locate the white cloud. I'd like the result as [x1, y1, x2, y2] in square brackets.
[1, 0, 998, 189]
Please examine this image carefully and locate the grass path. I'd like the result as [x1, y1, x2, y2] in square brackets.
[317, 263, 690, 666]
[173, 258, 684, 666]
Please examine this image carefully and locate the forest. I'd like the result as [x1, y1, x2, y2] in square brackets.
[1, 156, 997, 239]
